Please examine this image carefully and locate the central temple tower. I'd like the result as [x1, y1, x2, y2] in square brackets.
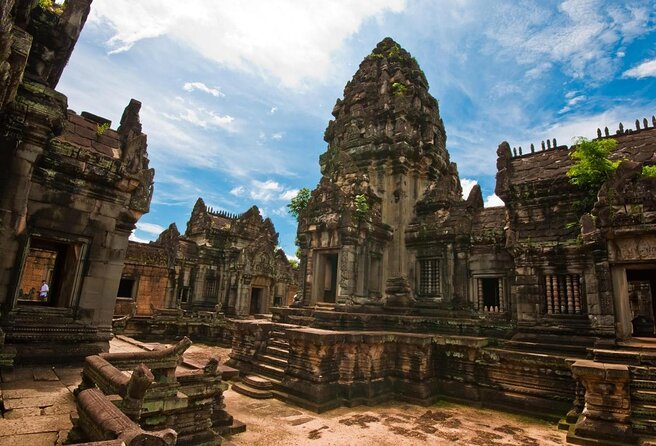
[297, 37, 462, 306]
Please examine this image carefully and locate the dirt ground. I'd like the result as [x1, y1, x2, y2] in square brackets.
[223, 392, 566, 446]
[0, 339, 568, 446]
[184, 343, 568, 446]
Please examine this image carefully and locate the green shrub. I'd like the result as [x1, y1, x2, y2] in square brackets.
[287, 188, 311, 221]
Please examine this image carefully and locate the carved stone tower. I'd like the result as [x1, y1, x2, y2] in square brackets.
[297, 37, 462, 306]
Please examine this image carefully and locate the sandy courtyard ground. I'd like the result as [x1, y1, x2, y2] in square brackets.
[0, 339, 568, 446]
[186, 342, 567, 446]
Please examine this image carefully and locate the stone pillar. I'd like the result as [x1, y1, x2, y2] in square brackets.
[569, 360, 634, 444]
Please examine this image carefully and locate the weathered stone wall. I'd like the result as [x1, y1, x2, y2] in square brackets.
[0, 1, 154, 363]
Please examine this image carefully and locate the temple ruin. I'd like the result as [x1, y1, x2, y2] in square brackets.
[1, 0, 656, 443]
[0, 0, 155, 364]
[113, 198, 297, 342]
[228, 38, 656, 445]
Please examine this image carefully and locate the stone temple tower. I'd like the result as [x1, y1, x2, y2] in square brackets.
[297, 37, 462, 306]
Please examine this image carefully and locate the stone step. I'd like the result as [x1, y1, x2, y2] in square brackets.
[632, 389, 656, 402]
[253, 362, 285, 381]
[266, 345, 289, 359]
[269, 339, 290, 350]
[269, 330, 287, 338]
[242, 374, 273, 390]
[632, 404, 656, 419]
[503, 340, 588, 357]
[632, 379, 656, 390]
[231, 381, 273, 399]
[258, 354, 288, 369]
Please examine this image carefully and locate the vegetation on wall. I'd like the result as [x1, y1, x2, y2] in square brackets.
[287, 188, 311, 221]
[354, 194, 370, 223]
[642, 165, 656, 177]
[567, 137, 619, 212]
[392, 82, 407, 96]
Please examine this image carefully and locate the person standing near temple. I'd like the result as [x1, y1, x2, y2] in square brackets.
[39, 280, 49, 301]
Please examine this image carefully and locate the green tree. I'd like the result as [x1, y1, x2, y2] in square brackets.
[567, 137, 619, 212]
[287, 188, 311, 221]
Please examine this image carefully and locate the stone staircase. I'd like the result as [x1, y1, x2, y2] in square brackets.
[631, 366, 656, 436]
[232, 326, 290, 400]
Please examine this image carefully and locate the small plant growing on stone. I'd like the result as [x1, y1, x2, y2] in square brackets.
[392, 82, 407, 96]
[354, 194, 370, 223]
[642, 165, 656, 177]
[38, 0, 65, 14]
[387, 43, 401, 59]
[287, 188, 311, 221]
[96, 122, 110, 137]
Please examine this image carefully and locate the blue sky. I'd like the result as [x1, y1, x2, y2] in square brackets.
[56, 0, 656, 258]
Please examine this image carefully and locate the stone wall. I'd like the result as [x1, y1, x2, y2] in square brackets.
[0, 0, 154, 363]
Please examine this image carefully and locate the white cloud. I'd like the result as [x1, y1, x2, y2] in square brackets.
[460, 178, 477, 199]
[250, 179, 283, 201]
[136, 222, 166, 235]
[183, 82, 224, 97]
[559, 93, 587, 114]
[623, 58, 656, 79]
[270, 106, 278, 114]
[271, 132, 284, 140]
[230, 186, 246, 196]
[272, 206, 289, 217]
[89, 0, 407, 87]
[484, 194, 504, 208]
[279, 189, 299, 201]
[167, 107, 235, 130]
[486, 1, 654, 82]
[129, 232, 151, 243]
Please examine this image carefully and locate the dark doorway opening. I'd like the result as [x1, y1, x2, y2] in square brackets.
[627, 269, 656, 337]
[18, 237, 81, 307]
[323, 253, 338, 303]
[250, 287, 263, 315]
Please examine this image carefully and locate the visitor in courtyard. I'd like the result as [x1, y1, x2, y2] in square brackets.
[39, 280, 49, 301]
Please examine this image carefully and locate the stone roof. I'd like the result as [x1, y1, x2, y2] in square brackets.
[471, 207, 505, 234]
[56, 110, 121, 159]
[507, 125, 656, 186]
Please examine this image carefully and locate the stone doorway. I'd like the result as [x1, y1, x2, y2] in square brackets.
[17, 236, 82, 307]
[250, 287, 263, 315]
[627, 268, 656, 337]
[313, 252, 338, 304]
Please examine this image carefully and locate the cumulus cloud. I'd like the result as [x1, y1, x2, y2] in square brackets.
[136, 222, 166, 235]
[165, 107, 235, 130]
[623, 58, 656, 79]
[89, 0, 407, 87]
[183, 82, 224, 97]
[279, 189, 299, 201]
[250, 179, 283, 201]
[484, 194, 504, 208]
[129, 232, 151, 243]
[460, 178, 478, 199]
